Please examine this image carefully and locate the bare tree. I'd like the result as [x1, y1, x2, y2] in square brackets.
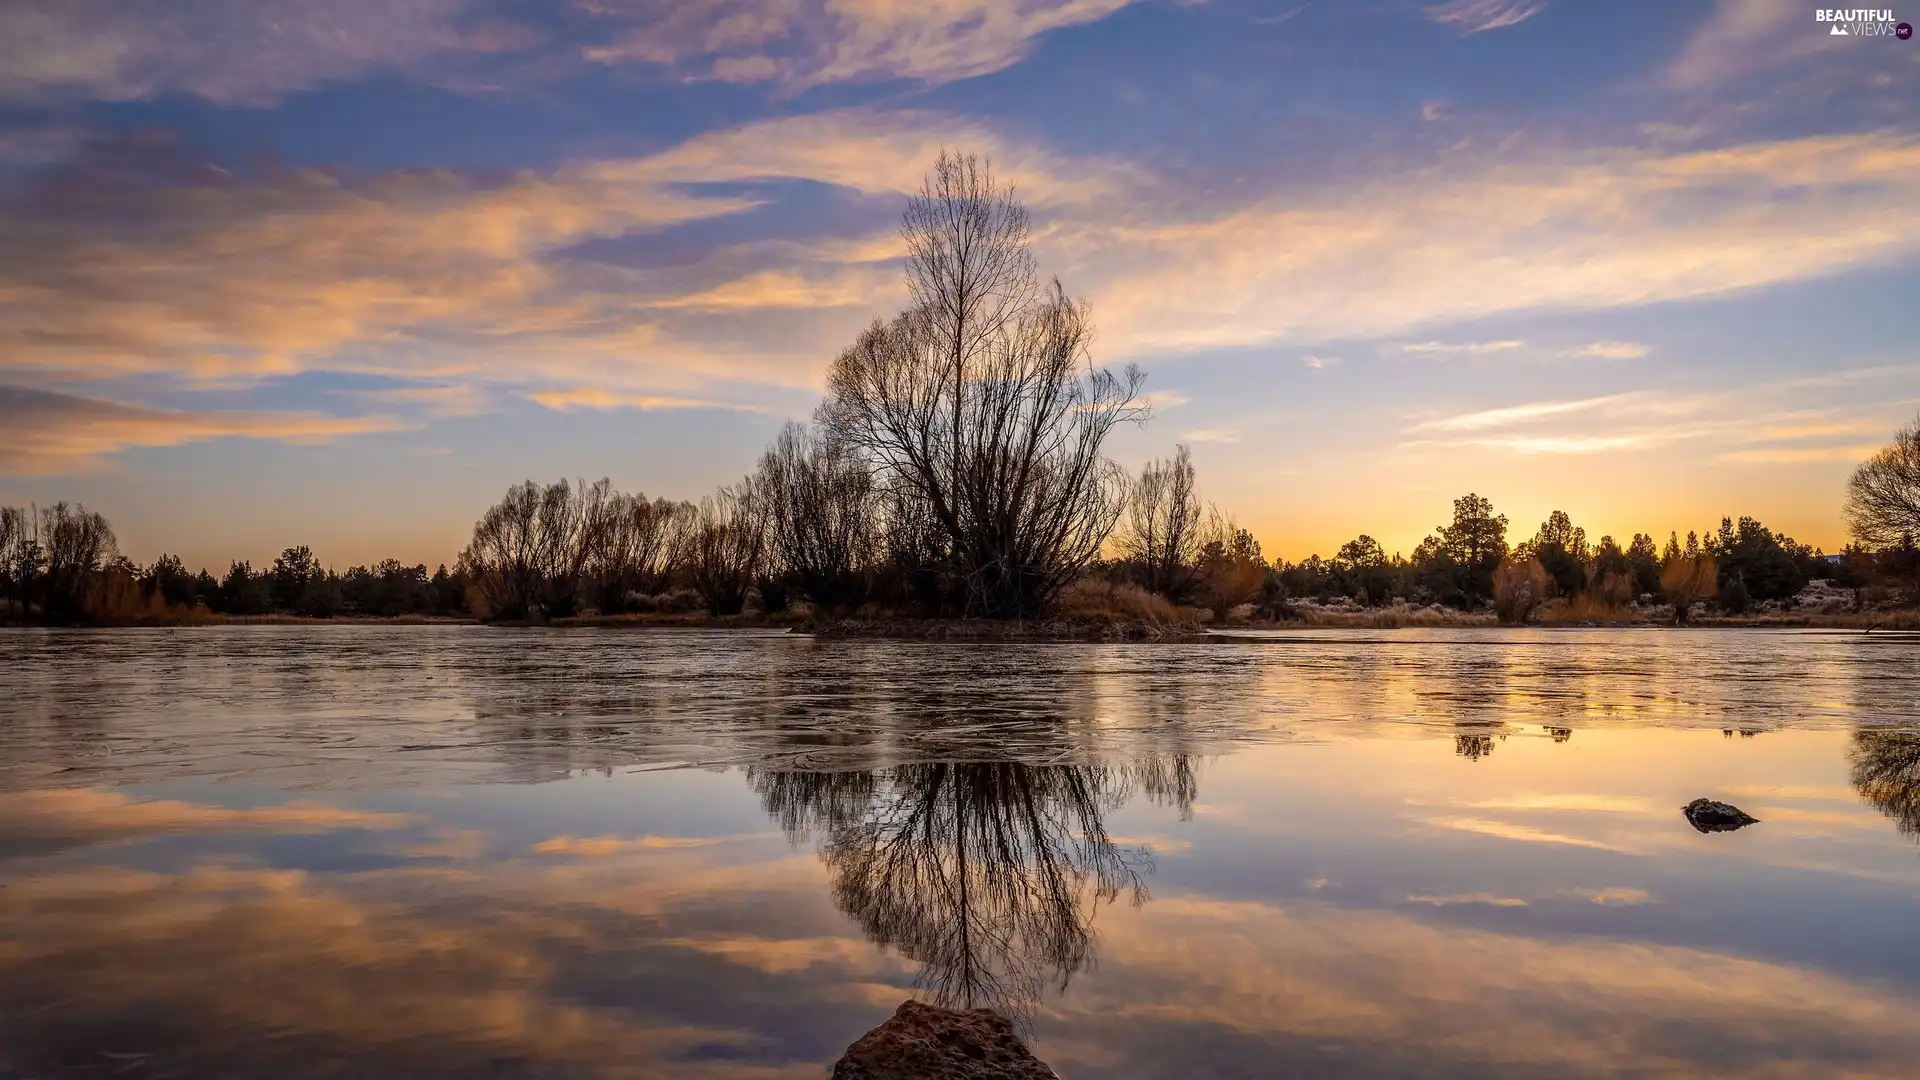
[1117, 445, 1203, 602]
[578, 480, 693, 614]
[458, 480, 587, 620]
[0, 505, 22, 620]
[688, 479, 766, 616]
[1195, 508, 1266, 621]
[757, 422, 878, 611]
[821, 152, 1146, 618]
[1847, 413, 1920, 548]
[37, 502, 116, 622]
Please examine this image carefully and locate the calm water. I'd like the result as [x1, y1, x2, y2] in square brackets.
[2, 626, 1919, 1078]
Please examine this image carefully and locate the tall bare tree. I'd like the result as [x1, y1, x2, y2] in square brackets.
[1847, 413, 1920, 548]
[757, 422, 878, 611]
[578, 480, 692, 614]
[688, 479, 766, 616]
[821, 152, 1146, 618]
[1116, 445, 1203, 602]
[458, 479, 587, 619]
[0, 505, 23, 620]
[36, 502, 116, 622]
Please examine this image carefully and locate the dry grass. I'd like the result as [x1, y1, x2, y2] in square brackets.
[1057, 579, 1207, 628]
[1284, 602, 1497, 628]
[1537, 596, 1646, 626]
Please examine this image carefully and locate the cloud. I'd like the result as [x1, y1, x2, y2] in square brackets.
[1181, 427, 1241, 444]
[10, 116, 1920, 480]
[579, 0, 1143, 90]
[1413, 392, 1646, 433]
[531, 833, 776, 855]
[1136, 390, 1192, 409]
[1399, 340, 1526, 357]
[0, 385, 406, 473]
[527, 388, 770, 413]
[1424, 0, 1550, 34]
[0, 112, 1108, 396]
[0, 0, 488, 105]
[1, 788, 415, 853]
[1663, 0, 1906, 90]
[1403, 891, 1529, 907]
[1573, 340, 1651, 360]
[1714, 443, 1885, 464]
[1049, 896, 1920, 1077]
[1400, 370, 1920, 463]
[1428, 815, 1633, 851]
[1074, 133, 1920, 358]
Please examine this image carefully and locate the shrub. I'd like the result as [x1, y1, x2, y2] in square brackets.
[1491, 557, 1551, 624]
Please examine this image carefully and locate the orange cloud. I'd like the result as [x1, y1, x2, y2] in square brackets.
[1, 788, 416, 849]
[530, 833, 777, 855]
[0, 385, 407, 473]
[526, 388, 770, 413]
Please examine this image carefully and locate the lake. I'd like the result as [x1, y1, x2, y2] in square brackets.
[2, 626, 1919, 1078]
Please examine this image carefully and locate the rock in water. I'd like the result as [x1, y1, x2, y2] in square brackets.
[831, 1000, 1061, 1080]
[1683, 798, 1759, 833]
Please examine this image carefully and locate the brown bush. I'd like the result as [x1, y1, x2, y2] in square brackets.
[1660, 554, 1718, 625]
[1491, 557, 1551, 624]
[1058, 578, 1204, 628]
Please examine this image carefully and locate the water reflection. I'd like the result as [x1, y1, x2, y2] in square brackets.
[753, 759, 1191, 1018]
[6, 630, 1920, 1078]
[1852, 729, 1920, 838]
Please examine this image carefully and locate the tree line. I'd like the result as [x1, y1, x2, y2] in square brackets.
[0, 505, 469, 624]
[6, 155, 1919, 627]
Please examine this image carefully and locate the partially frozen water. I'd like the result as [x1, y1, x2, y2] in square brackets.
[2, 626, 1918, 1077]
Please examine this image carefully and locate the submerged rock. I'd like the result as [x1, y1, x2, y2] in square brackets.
[1683, 798, 1760, 833]
[831, 1000, 1060, 1080]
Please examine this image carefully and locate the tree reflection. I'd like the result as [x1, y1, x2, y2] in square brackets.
[750, 758, 1184, 1020]
[1851, 729, 1920, 838]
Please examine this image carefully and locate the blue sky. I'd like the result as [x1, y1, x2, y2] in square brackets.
[1, 0, 1917, 569]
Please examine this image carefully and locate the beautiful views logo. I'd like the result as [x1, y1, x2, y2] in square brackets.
[1814, 8, 1909, 35]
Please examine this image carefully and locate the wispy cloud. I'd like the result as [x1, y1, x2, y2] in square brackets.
[0, 0, 484, 105]
[1182, 427, 1242, 444]
[1399, 340, 1526, 357]
[1401, 372, 1918, 462]
[1080, 133, 1920, 359]
[527, 388, 769, 413]
[1404, 891, 1530, 907]
[530, 833, 775, 856]
[1572, 340, 1651, 360]
[580, 0, 1144, 91]
[1137, 390, 1192, 409]
[1430, 816, 1631, 851]
[1425, 0, 1550, 34]
[1413, 393, 1646, 433]
[0, 384, 406, 474]
[1714, 443, 1884, 464]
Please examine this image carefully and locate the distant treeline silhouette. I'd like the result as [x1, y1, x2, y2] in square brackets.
[4, 157, 1918, 627]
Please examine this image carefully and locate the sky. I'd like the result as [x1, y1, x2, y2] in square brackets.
[1, 0, 1917, 571]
